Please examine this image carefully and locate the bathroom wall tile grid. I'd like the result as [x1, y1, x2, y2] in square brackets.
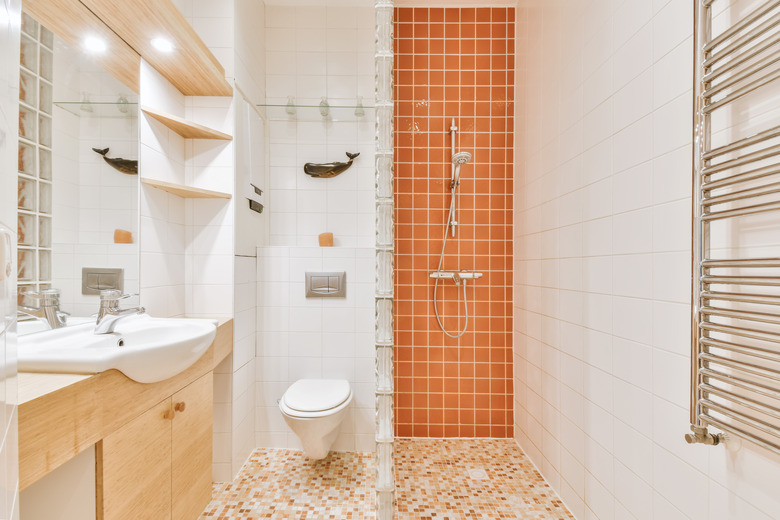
[395, 438, 573, 520]
[50, 50, 139, 316]
[255, 247, 376, 454]
[514, 1, 780, 519]
[394, 7, 515, 439]
[264, 4, 377, 248]
[199, 448, 375, 519]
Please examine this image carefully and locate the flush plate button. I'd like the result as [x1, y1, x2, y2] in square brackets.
[305, 271, 346, 298]
[82, 267, 124, 295]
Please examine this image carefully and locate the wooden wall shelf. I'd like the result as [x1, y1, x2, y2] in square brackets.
[141, 178, 232, 199]
[141, 106, 233, 140]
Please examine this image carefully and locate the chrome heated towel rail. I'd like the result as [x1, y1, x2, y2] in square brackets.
[688, 0, 780, 452]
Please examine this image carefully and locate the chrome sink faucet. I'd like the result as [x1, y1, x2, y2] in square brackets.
[95, 289, 145, 334]
[18, 289, 69, 329]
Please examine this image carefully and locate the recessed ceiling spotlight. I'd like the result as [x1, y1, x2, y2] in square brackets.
[151, 37, 175, 53]
[82, 35, 107, 53]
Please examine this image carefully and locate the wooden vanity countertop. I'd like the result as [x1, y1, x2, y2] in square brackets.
[18, 318, 233, 490]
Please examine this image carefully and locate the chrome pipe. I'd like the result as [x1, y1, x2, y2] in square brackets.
[703, 180, 780, 206]
[703, 125, 780, 160]
[705, 36, 780, 83]
[702, 275, 780, 286]
[701, 305, 780, 326]
[703, 67, 780, 112]
[701, 384, 780, 423]
[704, 11, 780, 68]
[700, 400, 780, 440]
[701, 415, 780, 457]
[701, 321, 780, 345]
[704, 50, 780, 99]
[702, 276, 780, 287]
[702, 290, 780, 305]
[701, 337, 780, 362]
[703, 163, 780, 191]
[702, 258, 780, 268]
[703, 0, 779, 52]
[701, 143, 780, 176]
[701, 368, 780, 402]
[691, 0, 710, 430]
[699, 353, 780, 384]
[701, 199, 780, 221]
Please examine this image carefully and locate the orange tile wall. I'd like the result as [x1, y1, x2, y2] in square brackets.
[394, 7, 514, 438]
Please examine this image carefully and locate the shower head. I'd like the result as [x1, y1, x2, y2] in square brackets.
[451, 151, 472, 186]
[451, 151, 472, 165]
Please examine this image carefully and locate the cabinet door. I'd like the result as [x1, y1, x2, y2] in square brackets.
[98, 399, 172, 520]
[171, 373, 213, 520]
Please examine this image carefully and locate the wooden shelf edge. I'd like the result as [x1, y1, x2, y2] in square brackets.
[141, 106, 233, 140]
[141, 178, 232, 199]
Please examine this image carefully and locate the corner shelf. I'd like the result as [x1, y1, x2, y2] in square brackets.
[257, 103, 375, 122]
[141, 178, 231, 199]
[54, 101, 139, 119]
[141, 106, 232, 140]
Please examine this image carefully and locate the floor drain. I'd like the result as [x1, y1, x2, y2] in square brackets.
[467, 468, 489, 480]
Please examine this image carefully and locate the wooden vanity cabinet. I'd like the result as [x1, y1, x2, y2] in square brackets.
[97, 373, 213, 520]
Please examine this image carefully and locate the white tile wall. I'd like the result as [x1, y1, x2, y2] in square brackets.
[255, 246, 375, 452]
[230, 254, 256, 475]
[138, 61, 187, 319]
[514, 1, 780, 520]
[1, 1, 21, 517]
[51, 43, 139, 315]
[265, 5, 376, 248]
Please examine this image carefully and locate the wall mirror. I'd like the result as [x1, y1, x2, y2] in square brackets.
[17, 11, 139, 333]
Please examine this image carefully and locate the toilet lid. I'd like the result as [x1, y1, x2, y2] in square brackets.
[283, 379, 351, 412]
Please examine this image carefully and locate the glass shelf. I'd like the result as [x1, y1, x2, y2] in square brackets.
[257, 103, 375, 122]
[53, 101, 139, 118]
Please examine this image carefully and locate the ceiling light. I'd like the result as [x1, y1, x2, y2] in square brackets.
[82, 36, 107, 53]
[151, 37, 175, 53]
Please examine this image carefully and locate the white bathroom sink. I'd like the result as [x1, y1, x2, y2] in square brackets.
[18, 314, 218, 383]
[17, 316, 95, 336]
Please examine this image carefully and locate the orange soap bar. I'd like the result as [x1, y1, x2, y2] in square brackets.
[114, 229, 133, 244]
[318, 232, 334, 247]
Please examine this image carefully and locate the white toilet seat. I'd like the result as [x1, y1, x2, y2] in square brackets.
[280, 379, 353, 419]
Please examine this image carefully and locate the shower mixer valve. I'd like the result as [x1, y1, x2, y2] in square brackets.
[429, 270, 483, 286]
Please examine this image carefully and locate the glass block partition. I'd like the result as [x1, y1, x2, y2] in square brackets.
[17, 12, 54, 303]
[375, 0, 395, 518]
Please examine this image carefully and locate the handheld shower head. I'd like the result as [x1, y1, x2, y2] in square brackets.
[451, 151, 472, 186]
[452, 151, 472, 165]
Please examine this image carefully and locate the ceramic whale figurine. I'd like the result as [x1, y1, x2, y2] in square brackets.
[92, 147, 138, 175]
[304, 152, 360, 178]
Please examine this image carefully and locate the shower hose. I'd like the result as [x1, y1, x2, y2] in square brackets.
[433, 183, 469, 338]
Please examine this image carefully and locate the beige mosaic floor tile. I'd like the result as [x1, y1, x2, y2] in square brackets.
[396, 439, 574, 520]
[199, 449, 376, 520]
[201, 440, 572, 519]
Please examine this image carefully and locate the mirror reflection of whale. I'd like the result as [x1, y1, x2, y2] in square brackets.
[304, 152, 359, 178]
[92, 147, 138, 175]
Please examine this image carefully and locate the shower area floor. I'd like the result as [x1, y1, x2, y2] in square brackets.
[199, 440, 571, 519]
[396, 439, 574, 520]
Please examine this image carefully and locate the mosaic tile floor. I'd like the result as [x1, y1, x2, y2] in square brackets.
[199, 449, 376, 519]
[201, 440, 572, 519]
[396, 439, 574, 520]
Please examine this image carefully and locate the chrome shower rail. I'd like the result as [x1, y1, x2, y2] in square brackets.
[689, 0, 780, 452]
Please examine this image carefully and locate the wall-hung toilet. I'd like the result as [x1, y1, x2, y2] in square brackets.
[279, 379, 352, 459]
